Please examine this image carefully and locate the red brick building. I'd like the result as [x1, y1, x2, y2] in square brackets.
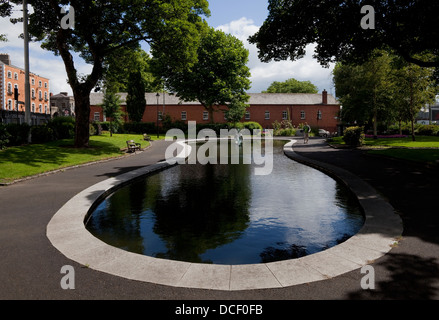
[1, 54, 50, 124]
[90, 91, 340, 132]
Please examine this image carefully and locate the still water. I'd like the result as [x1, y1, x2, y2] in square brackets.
[86, 140, 364, 265]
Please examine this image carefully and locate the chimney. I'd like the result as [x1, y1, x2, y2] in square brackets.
[0, 54, 11, 65]
[322, 89, 328, 105]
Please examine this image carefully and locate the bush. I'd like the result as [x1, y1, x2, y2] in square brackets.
[343, 126, 365, 146]
[6, 123, 31, 146]
[416, 125, 439, 136]
[123, 122, 157, 134]
[48, 116, 75, 139]
[242, 121, 263, 134]
[0, 124, 11, 150]
[274, 128, 296, 136]
[31, 125, 54, 144]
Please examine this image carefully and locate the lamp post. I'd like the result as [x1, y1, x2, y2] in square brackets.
[156, 93, 160, 138]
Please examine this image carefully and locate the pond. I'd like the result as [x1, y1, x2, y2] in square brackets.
[86, 140, 364, 265]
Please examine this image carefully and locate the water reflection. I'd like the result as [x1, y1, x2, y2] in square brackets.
[87, 140, 364, 264]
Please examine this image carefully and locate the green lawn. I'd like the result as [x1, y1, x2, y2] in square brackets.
[0, 132, 155, 184]
[330, 136, 439, 165]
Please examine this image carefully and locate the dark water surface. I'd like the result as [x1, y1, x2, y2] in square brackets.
[86, 140, 364, 264]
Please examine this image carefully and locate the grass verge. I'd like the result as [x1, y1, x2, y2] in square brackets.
[0, 132, 153, 184]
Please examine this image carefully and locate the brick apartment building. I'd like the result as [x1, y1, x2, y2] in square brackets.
[0, 54, 51, 124]
[90, 90, 340, 133]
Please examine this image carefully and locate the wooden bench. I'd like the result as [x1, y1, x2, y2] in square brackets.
[126, 140, 141, 153]
[143, 134, 151, 141]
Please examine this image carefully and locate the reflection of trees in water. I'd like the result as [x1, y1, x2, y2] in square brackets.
[86, 179, 147, 254]
[151, 162, 252, 263]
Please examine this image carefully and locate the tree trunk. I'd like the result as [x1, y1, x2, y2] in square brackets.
[73, 88, 91, 148]
[411, 118, 416, 141]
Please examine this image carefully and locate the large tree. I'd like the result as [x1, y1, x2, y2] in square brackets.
[155, 26, 251, 122]
[333, 51, 397, 137]
[263, 78, 318, 93]
[249, 0, 439, 71]
[126, 71, 147, 123]
[6, 0, 209, 147]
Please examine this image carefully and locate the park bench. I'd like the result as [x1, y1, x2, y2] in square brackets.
[143, 134, 151, 141]
[126, 140, 141, 153]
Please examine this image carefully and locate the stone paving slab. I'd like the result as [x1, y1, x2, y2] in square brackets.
[46, 139, 403, 291]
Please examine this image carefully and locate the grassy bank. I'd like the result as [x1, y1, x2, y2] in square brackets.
[0, 132, 153, 184]
[329, 136, 439, 165]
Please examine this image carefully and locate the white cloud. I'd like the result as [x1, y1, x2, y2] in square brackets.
[216, 17, 335, 94]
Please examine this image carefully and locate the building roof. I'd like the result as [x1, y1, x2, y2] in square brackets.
[90, 92, 339, 106]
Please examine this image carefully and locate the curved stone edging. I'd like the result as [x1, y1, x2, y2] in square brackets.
[46, 139, 403, 291]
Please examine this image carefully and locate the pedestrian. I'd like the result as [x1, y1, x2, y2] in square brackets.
[303, 122, 311, 144]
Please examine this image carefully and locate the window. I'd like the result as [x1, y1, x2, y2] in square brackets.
[203, 111, 209, 121]
[39, 104, 42, 113]
[94, 112, 100, 121]
[245, 111, 250, 120]
[31, 103, 35, 112]
[45, 105, 48, 114]
[158, 111, 162, 121]
[7, 71, 11, 78]
[31, 78, 35, 85]
[181, 111, 187, 121]
[7, 83, 12, 94]
[7, 99, 12, 110]
[38, 80, 42, 87]
[300, 111, 306, 120]
[44, 82, 48, 88]
[31, 89, 35, 99]
[14, 72, 18, 80]
[282, 111, 288, 120]
[317, 110, 322, 120]
[44, 92, 48, 101]
[265, 111, 270, 120]
[39, 90, 42, 100]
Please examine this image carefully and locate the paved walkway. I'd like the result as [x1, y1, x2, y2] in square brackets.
[1, 138, 438, 299]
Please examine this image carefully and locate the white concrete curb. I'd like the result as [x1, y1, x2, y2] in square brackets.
[47, 139, 403, 291]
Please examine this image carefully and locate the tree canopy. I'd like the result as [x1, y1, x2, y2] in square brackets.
[263, 78, 318, 93]
[249, 0, 439, 71]
[156, 26, 251, 122]
[5, 0, 210, 147]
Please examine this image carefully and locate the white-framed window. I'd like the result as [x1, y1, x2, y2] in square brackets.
[44, 92, 48, 100]
[44, 82, 48, 88]
[282, 111, 288, 120]
[31, 103, 35, 112]
[31, 78, 35, 85]
[7, 82, 12, 94]
[158, 111, 163, 121]
[7, 71, 12, 78]
[181, 111, 187, 121]
[203, 111, 209, 121]
[39, 104, 42, 113]
[300, 110, 306, 120]
[245, 111, 250, 120]
[38, 80, 42, 87]
[39, 90, 42, 100]
[45, 105, 48, 114]
[7, 99, 12, 110]
[265, 111, 270, 120]
[317, 110, 322, 120]
[14, 72, 18, 80]
[94, 112, 100, 121]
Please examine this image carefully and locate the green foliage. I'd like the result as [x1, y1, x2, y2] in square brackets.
[160, 26, 251, 122]
[49, 116, 75, 140]
[126, 71, 147, 123]
[263, 78, 318, 93]
[5, 123, 31, 146]
[123, 122, 156, 134]
[343, 126, 365, 146]
[101, 91, 124, 136]
[0, 124, 11, 150]
[416, 125, 439, 136]
[249, 0, 439, 71]
[31, 125, 54, 144]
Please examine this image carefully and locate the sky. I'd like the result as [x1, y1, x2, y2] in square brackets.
[0, 0, 335, 96]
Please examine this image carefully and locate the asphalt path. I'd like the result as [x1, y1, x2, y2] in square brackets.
[1, 138, 438, 302]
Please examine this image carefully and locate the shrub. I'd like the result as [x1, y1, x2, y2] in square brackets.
[31, 125, 54, 144]
[242, 121, 263, 134]
[343, 126, 365, 146]
[274, 128, 296, 136]
[123, 122, 156, 134]
[416, 125, 439, 136]
[6, 123, 31, 146]
[0, 124, 11, 150]
[48, 116, 75, 139]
